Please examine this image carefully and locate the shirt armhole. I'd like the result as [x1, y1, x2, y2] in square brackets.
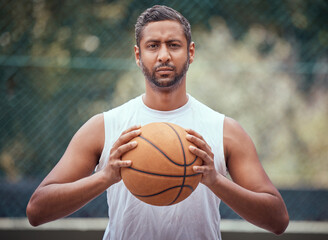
[95, 112, 111, 172]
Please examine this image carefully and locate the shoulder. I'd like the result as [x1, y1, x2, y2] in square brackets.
[223, 117, 256, 165]
[223, 117, 247, 138]
[80, 113, 104, 133]
[73, 113, 105, 156]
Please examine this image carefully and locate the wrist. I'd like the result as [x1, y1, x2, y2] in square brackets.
[97, 169, 115, 188]
[207, 173, 224, 192]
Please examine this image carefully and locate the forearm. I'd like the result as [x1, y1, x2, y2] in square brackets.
[26, 171, 111, 226]
[209, 175, 289, 235]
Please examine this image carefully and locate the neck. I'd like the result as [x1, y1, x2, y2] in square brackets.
[143, 79, 188, 111]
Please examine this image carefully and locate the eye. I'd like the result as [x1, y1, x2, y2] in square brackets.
[147, 43, 159, 49]
[169, 43, 181, 49]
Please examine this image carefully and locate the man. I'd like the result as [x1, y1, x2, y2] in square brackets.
[27, 5, 289, 239]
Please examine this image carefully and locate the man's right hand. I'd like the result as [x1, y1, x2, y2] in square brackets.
[103, 125, 141, 184]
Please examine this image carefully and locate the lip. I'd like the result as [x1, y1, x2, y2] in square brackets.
[156, 67, 174, 72]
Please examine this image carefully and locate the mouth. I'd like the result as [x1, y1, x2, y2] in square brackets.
[155, 67, 174, 76]
[156, 67, 174, 72]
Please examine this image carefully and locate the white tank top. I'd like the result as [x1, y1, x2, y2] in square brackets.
[96, 94, 226, 240]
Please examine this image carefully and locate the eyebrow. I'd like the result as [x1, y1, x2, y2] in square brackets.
[144, 39, 183, 44]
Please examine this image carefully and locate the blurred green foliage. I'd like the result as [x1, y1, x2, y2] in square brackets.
[0, 0, 327, 189]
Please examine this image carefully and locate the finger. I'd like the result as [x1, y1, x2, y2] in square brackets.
[111, 141, 138, 159]
[186, 134, 213, 157]
[185, 129, 211, 150]
[193, 165, 206, 173]
[186, 133, 205, 148]
[185, 128, 204, 140]
[109, 159, 132, 170]
[189, 145, 213, 165]
[117, 160, 132, 168]
[121, 125, 141, 136]
[112, 128, 141, 151]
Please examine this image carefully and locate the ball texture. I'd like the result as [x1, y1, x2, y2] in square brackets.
[121, 122, 202, 206]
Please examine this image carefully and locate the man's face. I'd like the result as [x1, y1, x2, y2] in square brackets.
[135, 20, 194, 91]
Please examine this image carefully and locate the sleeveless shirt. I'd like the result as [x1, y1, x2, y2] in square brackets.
[96, 94, 226, 240]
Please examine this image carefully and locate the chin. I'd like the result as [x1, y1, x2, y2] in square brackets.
[149, 78, 183, 92]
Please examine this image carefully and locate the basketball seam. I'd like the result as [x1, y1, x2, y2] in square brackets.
[164, 123, 187, 205]
[132, 185, 194, 198]
[127, 166, 201, 177]
[137, 135, 198, 167]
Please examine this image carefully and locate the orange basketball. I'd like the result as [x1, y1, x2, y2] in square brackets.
[121, 122, 202, 206]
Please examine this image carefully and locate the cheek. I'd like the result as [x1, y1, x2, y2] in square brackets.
[140, 53, 157, 67]
[174, 52, 189, 67]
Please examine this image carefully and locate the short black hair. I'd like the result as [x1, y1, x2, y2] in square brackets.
[135, 5, 192, 47]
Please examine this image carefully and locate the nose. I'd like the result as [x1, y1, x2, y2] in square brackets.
[157, 44, 171, 63]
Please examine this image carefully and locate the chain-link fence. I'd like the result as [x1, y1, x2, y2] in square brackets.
[1, 0, 328, 220]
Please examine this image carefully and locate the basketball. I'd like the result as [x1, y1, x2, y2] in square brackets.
[121, 122, 203, 206]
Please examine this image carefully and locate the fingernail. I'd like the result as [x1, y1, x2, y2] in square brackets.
[131, 141, 137, 146]
[189, 145, 195, 150]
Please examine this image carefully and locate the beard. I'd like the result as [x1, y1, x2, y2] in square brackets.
[140, 57, 189, 91]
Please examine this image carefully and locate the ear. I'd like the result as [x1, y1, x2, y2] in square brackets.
[134, 45, 141, 67]
[188, 42, 195, 64]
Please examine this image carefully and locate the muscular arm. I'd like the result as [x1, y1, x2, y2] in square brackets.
[26, 114, 140, 226]
[187, 117, 289, 235]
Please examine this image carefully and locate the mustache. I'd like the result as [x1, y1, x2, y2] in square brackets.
[154, 63, 176, 71]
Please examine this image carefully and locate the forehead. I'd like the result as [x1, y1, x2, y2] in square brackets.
[140, 20, 186, 43]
